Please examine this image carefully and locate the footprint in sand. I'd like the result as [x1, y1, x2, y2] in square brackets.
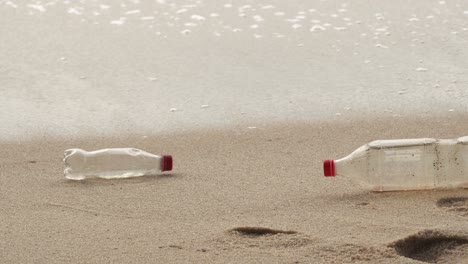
[389, 229, 468, 263]
[229, 226, 297, 236]
[436, 197, 468, 217]
[218, 226, 314, 249]
[224, 227, 396, 262]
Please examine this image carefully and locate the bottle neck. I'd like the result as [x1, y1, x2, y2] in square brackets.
[334, 144, 369, 177]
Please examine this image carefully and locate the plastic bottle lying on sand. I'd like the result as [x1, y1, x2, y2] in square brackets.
[323, 137, 468, 191]
[63, 148, 172, 180]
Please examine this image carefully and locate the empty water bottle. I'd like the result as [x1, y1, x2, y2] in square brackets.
[64, 148, 172, 180]
[323, 137, 468, 191]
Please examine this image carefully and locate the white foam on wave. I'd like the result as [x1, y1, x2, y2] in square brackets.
[292, 24, 302, 29]
[274, 33, 285, 38]
[184, 22, 197, 27]
[334, 27, 347, 31]
[310, 25, 325, 32]
[27, 4, 46, 12]
[191, 14, 205, 21]
[5, 1, 18, 8]
[110, 18, 126, 25]
[125, 10, 141, 15]
[261, 5, 274, 9]
[68, 7, 82, 15]
[239, 5, 251, 11]
[253, 15, 264, 22]
[375, 43, 389, 49]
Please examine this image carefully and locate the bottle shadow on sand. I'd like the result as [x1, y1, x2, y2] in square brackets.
[60, 173, 182, 187]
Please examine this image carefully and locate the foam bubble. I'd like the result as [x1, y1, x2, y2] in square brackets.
[310, 25, 325, 31]
[253, 15, 264, 22]
[292, 24, 302, 29]
[191, 15, 206, 21]
[27, 4, 46, 12]
[125, 10, 141, 15]
[68, 7, 82, 15]
[110, 18, 126, 25]
[375, 43, 389, 48]
[5, 1, 18, 8]
[334, 27, 347, 31]
[261, 5, 275, 9]
[181, 29, 191, 35]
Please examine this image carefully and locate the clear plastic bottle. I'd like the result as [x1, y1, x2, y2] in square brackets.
[63, 148, 172, 180]
[323, 137, 468, 191]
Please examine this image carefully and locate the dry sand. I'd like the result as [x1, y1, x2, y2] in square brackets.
[2, 116, 468, 263]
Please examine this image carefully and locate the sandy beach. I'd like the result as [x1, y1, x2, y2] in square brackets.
[1, 0, 468, 263]
[2, 116, 468, 263]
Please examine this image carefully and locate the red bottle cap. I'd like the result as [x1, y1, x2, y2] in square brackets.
[323, 160, 335, 177]
[161, 155, 173, 172]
